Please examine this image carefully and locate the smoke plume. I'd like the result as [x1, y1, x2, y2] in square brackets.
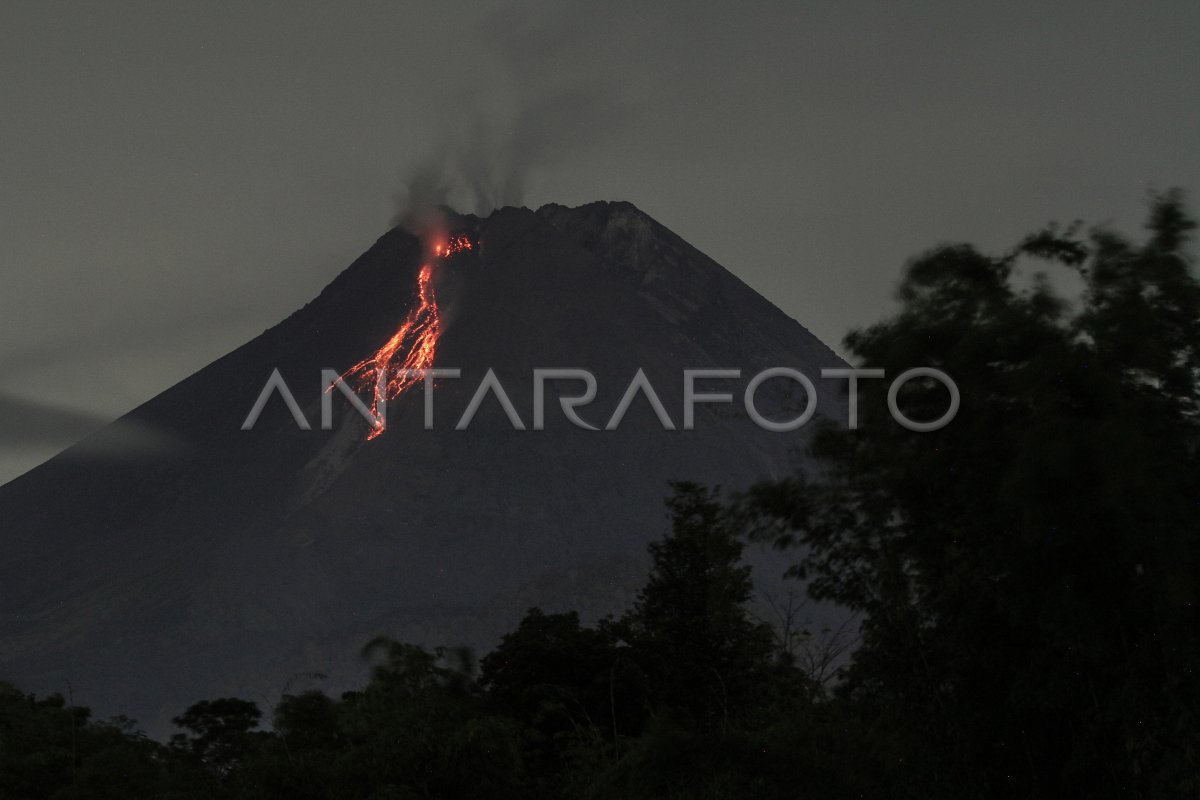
[392, 8, 631, 224]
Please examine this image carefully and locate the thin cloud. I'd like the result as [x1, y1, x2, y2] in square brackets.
[0, 392, 110, 447]
[0, 392, 178, 462]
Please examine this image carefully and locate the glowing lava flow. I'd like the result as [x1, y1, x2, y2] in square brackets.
[332, 236, 472, 440]
[434, 234, 473, 258]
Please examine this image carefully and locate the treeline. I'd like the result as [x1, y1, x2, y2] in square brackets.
[3, 194, 1198, 799]
[0, 484, 861, 800]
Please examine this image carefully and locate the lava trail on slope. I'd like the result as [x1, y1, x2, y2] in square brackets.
[332, 233, 473, 440]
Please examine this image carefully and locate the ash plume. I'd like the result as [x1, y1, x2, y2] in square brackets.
[392, 9, 630, 224]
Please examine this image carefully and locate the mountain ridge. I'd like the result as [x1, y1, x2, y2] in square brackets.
[0, 201, 847, 734]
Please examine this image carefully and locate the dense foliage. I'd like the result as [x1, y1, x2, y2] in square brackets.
[746, 190, 1200, 798]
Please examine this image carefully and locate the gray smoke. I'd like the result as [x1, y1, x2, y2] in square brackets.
[392, 8, 632, 223]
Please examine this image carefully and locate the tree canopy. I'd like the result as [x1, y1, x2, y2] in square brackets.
[745, 189, 1200, 797]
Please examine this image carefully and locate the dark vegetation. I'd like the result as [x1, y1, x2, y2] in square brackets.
[2, 194, 1197, 798]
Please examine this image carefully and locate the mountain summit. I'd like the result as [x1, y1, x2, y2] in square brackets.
[0, 201, 845, 732]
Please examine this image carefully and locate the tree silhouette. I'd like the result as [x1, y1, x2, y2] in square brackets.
[171, 697, 263, 777]
[617, 482, 777, 733]
[745, 191, 1200, 798]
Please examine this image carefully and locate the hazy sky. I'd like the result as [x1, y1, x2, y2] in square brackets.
[1, 1, 1198, 484]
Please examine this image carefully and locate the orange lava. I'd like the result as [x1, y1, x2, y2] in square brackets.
[332, 237, 470, 440]
[434, 234, 473, 258]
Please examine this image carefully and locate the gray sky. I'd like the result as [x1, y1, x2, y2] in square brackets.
[2, 1, 1198, 484]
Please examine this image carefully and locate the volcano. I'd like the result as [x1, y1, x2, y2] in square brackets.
[0, 202, 847, 733]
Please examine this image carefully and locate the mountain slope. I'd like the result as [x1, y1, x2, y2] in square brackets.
[0, 201, 846, 733]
